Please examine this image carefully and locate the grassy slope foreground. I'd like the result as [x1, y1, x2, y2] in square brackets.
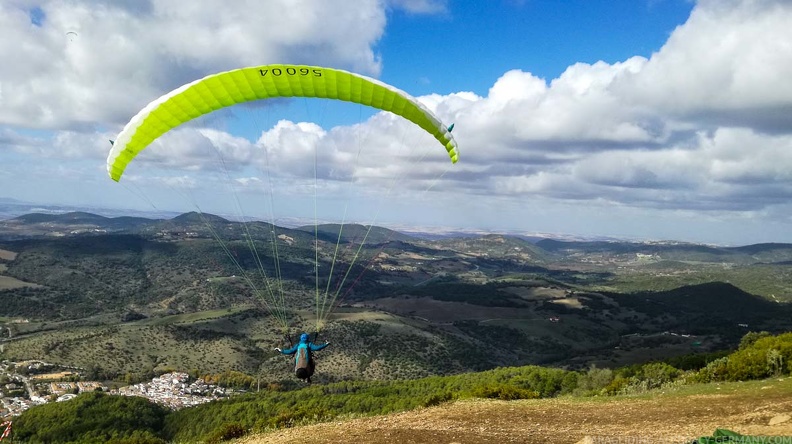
[242, 378, 792, 444]
[10, 332, 792, 443]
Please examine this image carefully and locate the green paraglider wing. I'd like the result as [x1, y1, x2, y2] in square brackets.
[107, 64, 459, 181]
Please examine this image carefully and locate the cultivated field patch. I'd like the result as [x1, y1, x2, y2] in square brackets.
[551, 297, 584, 308]
[0, 275, 41, 290]
[29, 371, 77, 381]
[358, 297, 534, 323]
[502, 286, 567, 300]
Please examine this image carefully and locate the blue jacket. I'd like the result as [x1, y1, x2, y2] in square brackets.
[280, 338, 329, 365]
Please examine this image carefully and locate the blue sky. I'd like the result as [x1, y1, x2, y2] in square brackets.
[380, 0, 695, 95]
[2, 0, 792, 246]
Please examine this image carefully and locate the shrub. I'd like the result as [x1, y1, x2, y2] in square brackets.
[12, 392, 168, 444]
[422, 391, 454, 407]
[602, 375, 630, 395]
[266, 406, 332, 429]
[728, 333, 792, 380]
[639, 362, 679, 389]
[470, 384, 539, 401]
[105, 431, 167, 444]
[560, 371, 580, 395]
[692, 357, 729, 383]
[663, 351, 730, 371]
[739, 331, 772, 350]
[204, 423, 247, 443]
[692, 333, 792, 383]
[574, 365, 614, 395]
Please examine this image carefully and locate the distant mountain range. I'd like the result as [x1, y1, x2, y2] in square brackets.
[0, 208, 792, 253]
[4, 190, 792, 248]
[0, 197, 181, 222]
[0, 197, 26, 204]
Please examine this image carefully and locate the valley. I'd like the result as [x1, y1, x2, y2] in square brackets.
[0, 212, 790, 383]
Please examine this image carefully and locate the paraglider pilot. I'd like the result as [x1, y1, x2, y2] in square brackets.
[275, 333, 330, 383]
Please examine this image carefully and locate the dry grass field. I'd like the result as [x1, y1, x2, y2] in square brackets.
[0, 249, 17, 260]
[0, 248, 40, 289]
[239, 377, 792, 444]
[0, 275, 42, 290]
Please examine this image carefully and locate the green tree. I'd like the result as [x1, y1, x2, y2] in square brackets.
[739, 331, 771, 350]
[12, 392, 168, 443]
[574, 365, 613, 395]
[766, 349, 784, 377]
[639, 362, 679, 389]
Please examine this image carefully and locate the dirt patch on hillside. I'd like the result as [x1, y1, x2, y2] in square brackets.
[502, 286, 567, 300]
[360, 297, 534, 323]
[0, 275, 42, 290]
[551, 297, 584, 309]
[239, 381, 792, 444]
[29, 371, 78, 381]
[0, 249, 17, 260]
[397, 252, 431, 260]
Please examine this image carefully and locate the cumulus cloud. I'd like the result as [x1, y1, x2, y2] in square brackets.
[2, 0, 792, 242]
[616, 0, 792, 131]
[424, 0, 792, 219]
[0, 0, 387, 129]
[454, 59, 661, 154]
[109, 128, 254, 177]
[252, 115, 458, 194]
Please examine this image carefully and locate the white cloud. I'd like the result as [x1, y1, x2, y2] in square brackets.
[118, 128, 255, 175]
[2, 0, 792, 244]
[257, 120, 338, 179]
[418, 0, 792, 220]
[702, 128, 792, 187]
[615, 0, 792, 130]
[0, 0, 387, 130]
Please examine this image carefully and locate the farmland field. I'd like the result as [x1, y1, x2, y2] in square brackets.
[0, 275, 41, 290]
[0, 249, 17, 260]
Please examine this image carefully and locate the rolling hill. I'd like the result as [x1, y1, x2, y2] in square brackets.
[0, 211, 790, 380]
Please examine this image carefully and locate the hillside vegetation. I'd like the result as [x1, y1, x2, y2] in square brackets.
[1, 212, 791, 443]
[9, 331, 792, 443]
[1, 212, 791, 380]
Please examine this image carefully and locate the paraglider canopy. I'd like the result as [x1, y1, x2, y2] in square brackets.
[107, 64, 459, 182]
